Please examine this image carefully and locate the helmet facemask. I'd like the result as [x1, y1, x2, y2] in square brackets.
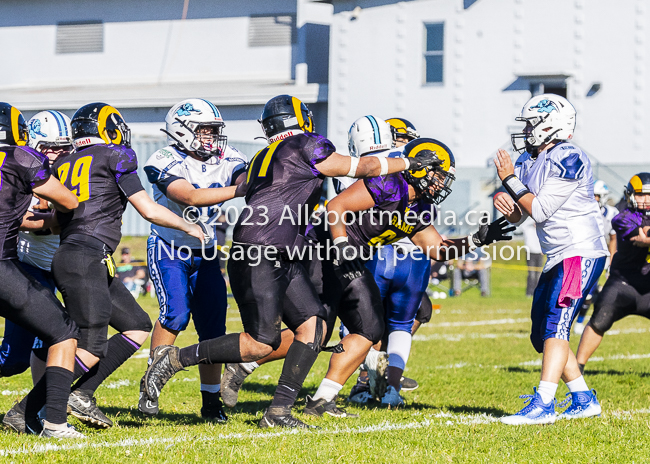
[404, 163, 455, 205]
[166, 118, 227, 160]
[510, 115, 561, 157]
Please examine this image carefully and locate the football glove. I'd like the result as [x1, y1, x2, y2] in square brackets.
[468, 214, 516, 248]
[332, 238, 365, 285]
[407, 150, 444, 171]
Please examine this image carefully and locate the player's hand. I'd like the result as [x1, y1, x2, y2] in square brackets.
[493, 191, 516, 216]
[631, 227, 650, 247]
[469, 214, 516, 247]
[234, 179, 249, 197]
[187, 222, 210, 246]
[494, 149, 515, 181]
[408, 150, 443, 171]
[332, 239, 365, 284]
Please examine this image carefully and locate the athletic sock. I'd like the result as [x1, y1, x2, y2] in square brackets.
[179, 333, 243, 367]
[240, 361, 259, 374]
[200, 383, 221, 394]
[73, 356, 91, 381]
[45, 366, 73, 425]
[72, 334, 141, 394]
[270, 340, 318, 409]
[537, 380, 558, 404]
[312, 378, 342, 402]
[566, 375, 589, 393]
[23, 376, 46, 420]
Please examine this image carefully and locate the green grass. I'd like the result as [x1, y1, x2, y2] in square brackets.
[1, 239, 650, 463]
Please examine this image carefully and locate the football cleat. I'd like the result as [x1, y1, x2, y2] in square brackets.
[500, 388, 557, 425]
[557, 390, 602, 420]
[138, 376, 159, 416]
[381, 386, 405, 408]
[258, 407, 316, 429]
[348, 376, 372, 404]
[400, 376, 419, 391]
[2, 401, 43, 435]
[68, 389, 113, 429]
[40, 421, 86, 439]
[304, 396, 358, 418]
[221, 363, 251, 408]
[365, 350, 389, 400]
[143, 345, 185, 401]
[201, 391, 228, 423]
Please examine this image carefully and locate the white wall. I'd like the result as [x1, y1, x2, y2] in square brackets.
[328, 0, 650, 166]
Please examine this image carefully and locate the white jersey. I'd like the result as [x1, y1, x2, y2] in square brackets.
[17, 197, 60, 272]
[600, 204, 618, 238]
[514, 142, 608, 272]
[144, 145, 247, 249]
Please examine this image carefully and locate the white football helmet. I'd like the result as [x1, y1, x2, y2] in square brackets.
[348, 115, 392, 157]
[511, 93, 576, 155]
[27, 110, 73, 151]
[163, 99, 227, 159]
[593, 180, 609, 207]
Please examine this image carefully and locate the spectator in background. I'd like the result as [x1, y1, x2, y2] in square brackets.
[522, 217, 544, 298]
[453, 247, 491, 297]
[116, 247, 148, 298]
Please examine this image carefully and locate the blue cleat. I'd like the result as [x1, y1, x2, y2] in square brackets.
[557, 389, 601, 420]
[501, 388, 557, 425]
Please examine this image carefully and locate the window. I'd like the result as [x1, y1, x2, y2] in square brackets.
[56, 21, 103, 54]
[424, 23, 444, 84]
[248, 15, 297, 47]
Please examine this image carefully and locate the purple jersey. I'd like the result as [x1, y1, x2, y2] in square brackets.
[0, 146, 50, 260]
[317, 173, 434, 256]
[53, 144, 144, 252]
[610, 208, 650, 288]
[234, 133, 335, 251]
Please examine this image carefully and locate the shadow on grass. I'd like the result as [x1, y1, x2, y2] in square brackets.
[584, 369, 650, 378]
[444, 405, 508, 416]
[101, 406, 211, 428]
[499, 366, 536, 374]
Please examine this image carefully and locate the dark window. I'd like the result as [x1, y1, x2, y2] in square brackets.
[56, 21, 103, 54]
[424, 23, 444, 84]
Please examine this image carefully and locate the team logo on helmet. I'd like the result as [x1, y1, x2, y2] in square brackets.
[28, 119, 47, 139]
[175, 103, 201, 118]
[529, 99, 558, 114]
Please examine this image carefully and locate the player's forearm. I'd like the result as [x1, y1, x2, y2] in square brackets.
[354, 157, 409, 178]
[424, 237, 470, 261]
[19, 211, 57, 231]
[516, 193, 535, 217]
[326, 204, 348, 241]
[185, 186, 237, 207]
[145, 204, 194, 234]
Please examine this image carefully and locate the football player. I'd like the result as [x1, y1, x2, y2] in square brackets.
[0, 110, 73, 380]
[575, 173, 650, 372]
[141, 95, 441, 429]
[494, 94, 608, 425]
[6, 102, 207, 431]
[0, 103, 84, 438]
[573, 180, 619, 334]
[218, 136, 513, 417]
[140, 98, 247, 421]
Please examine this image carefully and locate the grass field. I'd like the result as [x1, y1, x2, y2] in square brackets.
[1, 239, 650, 463]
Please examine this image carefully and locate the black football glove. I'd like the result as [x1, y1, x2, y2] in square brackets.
[407, 149, 443, 171]
[332, 239, 365, 285]
[469, 214, 516, 247]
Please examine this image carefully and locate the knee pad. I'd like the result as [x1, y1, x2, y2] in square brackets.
[416, 295, 433, 324]
[530, 333, 544, 354]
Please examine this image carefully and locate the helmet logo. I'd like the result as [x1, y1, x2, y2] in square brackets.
[28, 119, 47, 139]
[175, 103, 201, 117]
[529, 99, 558, 114]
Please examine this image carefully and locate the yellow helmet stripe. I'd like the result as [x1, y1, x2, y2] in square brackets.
[407, 142, 451, 178]
[98, 105, 123, 144]
[386, 118, 408, 133]
[10, 107, 26, 146]
[630, 175, 644, 192]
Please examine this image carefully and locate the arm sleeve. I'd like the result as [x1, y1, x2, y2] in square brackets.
[110, 146, 145, 197]
[530, 176, 580, 223]
[143, 150, 186, 196]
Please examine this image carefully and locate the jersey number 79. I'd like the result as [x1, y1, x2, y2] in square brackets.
[57, 156, 93, 202]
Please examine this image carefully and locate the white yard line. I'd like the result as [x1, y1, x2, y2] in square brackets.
[414, 327, 649, 342]
[428, 318, 530, 328]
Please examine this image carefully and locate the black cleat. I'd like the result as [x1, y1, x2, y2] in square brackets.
[221, 363, 250, 408]
[201, 391, 228, 423]
[304, 396, 358, 418]
[400, 376, 419, 391]
[138, 377, 159, 417]
[258, 407, 317, 429]
[2, 401, 43, 435]
[68, 389, 113, 429]
[143, 345, 185, 401]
